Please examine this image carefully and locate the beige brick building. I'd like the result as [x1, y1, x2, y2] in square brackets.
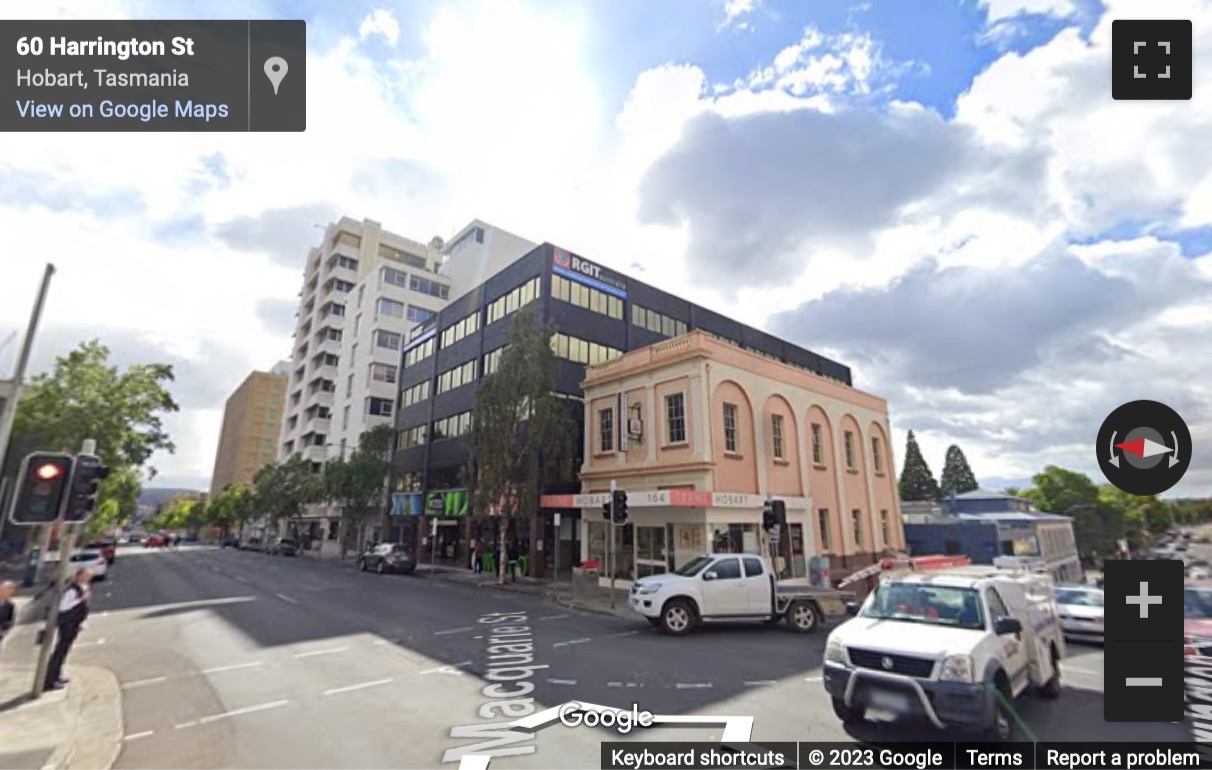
[209, 365, 289, 498]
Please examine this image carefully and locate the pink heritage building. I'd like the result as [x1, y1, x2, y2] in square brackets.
[540, 331, 906, 588]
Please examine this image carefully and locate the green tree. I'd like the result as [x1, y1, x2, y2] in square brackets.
[938, 444, 979, 497]
[898, 430, 939, 502]
[251, 455, 320, 535]
[468, 306, 577, 583]
[206, 483, 255, 540]
[9, 340, 178, 476]
[321, 425, 395, 558]
[1029, 465, 1122, 561]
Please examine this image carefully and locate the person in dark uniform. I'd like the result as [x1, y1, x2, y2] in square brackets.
[506, 540, 519, 583]
[0, 580, 15, 650]
[45, 568, 92, 690]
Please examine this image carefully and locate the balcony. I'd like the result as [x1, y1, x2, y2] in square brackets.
[302, 415, 331, 436]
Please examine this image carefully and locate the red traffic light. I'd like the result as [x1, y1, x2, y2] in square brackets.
[35, 462, 65, 481]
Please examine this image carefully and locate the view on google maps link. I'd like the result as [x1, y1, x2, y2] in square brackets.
[0, 1, 1210, 770]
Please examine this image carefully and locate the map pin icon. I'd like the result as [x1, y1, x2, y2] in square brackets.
[264, 57, 288, 95]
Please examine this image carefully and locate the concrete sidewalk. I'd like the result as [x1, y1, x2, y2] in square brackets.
[0, 600, 124, 770]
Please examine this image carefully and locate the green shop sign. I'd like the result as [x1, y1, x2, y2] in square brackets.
[425, 489, 469, 517]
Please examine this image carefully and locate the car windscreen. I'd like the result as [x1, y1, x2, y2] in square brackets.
[860, 583, 985, 630]
[1055, 589, 1104, 607]
[71, 553, 101, 561]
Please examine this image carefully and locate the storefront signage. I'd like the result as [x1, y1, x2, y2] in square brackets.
[391, 492, 424, 516]
[425, 488, 470, 517]
[538, 490, 811, 510]
[618, 392, 628, 454]
[552, 247, 627, 298]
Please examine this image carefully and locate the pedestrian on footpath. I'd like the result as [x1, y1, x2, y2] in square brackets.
[473, 542, 484, 574]
[506, 540, 519, 583]
[0, 580, 16, 650]
[44, 568, 91, 691]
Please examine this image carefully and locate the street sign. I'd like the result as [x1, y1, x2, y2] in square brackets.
[553, 513, 561, 526]
[770, 524, 781, 543]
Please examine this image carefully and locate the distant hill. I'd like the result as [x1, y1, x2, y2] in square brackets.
[138, 487, 204, 508]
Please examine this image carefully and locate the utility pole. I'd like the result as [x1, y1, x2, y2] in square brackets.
[609, 479, 617, 609]
[0, 264, 55, 483]
[31, 437, 92, 699]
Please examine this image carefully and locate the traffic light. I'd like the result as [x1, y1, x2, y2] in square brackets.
[612, 490, 628, 525]
[8, 452, 74, 524]
[602, 500, 612, 520]
[762, 501, 776, 531]
[64, 454, 109, 522]
[771, 499, 787, 528]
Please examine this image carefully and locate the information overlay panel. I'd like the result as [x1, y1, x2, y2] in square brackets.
[1, 20, 305, 132]
[598, 742, 1212, 770]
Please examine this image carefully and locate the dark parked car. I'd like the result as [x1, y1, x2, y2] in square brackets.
[359, 544, 416, 575]
[268, 537, 297, 556]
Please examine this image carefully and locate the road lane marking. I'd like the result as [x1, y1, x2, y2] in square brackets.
[433, 626, 474, 635]
[292, 647, 349, 658]
[419, 661, 472, 675]
[77, 638, 106, 647]
[607, 682, 623, 687]
[122, 677, 167, 690]
[804, 676, 823, 682]
[275, 592, 299, 605]
[324, 678, 393, 695]
[177, 699, 290, 728]
[676, 683, 713, 689]
[744, 680, 776, 686]
[1062, 664, 1102, 676]
[202, 661, 263, 674]
[546, 678, 577, 685]
[123, 731, 155, 741]
[552, 637, 591, 648]
[539, 614, 571, 620]
[604, 630, 638, 638]
[235, 576, 248, 583]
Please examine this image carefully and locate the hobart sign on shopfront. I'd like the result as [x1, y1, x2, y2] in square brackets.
[538, 490, 810, 510]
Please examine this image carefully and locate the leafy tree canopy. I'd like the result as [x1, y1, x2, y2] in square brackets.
[468, 306, 577, 581]
[320, 424, 395, 554]
[11, 340, 178, 475]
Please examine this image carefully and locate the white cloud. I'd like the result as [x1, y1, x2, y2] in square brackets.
[978, 0, 1079, 24]
[720, 0, 761, 31]
[358, 9, 401, 46]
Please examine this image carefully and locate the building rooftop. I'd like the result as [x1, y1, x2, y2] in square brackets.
[957, 511, 1073, 523]
[953, 487, 1030, 500]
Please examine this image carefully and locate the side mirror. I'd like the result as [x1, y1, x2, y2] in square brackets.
[994, 616, 1022, 636]
[703, 571, 718, 581]
[845, 601, 859, 617]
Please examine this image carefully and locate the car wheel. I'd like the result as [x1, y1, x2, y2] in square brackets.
[376, 561, 385, 574]
[983, 679, 1015, 741]
[831, 696, 865, 724]
[659, 599, 697, 636]
[787, 601, 819, 632]
[1040, 646, 1062, 700]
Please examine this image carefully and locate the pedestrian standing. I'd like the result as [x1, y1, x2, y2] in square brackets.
[473, 542, 484, 574]
[44, 568, 91, 691]
[0, 580, 16, 651]
[506, 540, 519, 583]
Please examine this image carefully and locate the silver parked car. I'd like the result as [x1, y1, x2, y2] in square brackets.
[359, 543, 416, 575]
[1054, 585, 1104, 642]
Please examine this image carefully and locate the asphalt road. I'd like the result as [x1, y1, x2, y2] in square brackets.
[64, 546, 1190, 769]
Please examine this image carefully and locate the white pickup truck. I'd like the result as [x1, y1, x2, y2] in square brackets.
[628, 553, 851, 635]
[822, 566, 1066, 740]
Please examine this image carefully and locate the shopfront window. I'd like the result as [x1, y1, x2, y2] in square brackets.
[710, 523, 760, 554]
[635, 525, 667, 578]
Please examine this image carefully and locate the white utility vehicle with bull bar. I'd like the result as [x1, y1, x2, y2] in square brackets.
[628, 553, 852, 635]
[822, 561, 1066, 740]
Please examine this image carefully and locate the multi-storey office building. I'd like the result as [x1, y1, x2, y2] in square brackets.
[209, 364, 289, 499]
[391, 243, 853, 575]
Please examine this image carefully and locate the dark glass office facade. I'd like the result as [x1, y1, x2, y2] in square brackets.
[389, 243, 852, 575]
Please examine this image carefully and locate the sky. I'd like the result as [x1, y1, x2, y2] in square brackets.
[1, 0, 1210, 499]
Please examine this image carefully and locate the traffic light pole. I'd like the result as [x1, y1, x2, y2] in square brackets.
[609, 479, 616, 610]
[31, 438, 92, 700]
[0, 264, 55, 489]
